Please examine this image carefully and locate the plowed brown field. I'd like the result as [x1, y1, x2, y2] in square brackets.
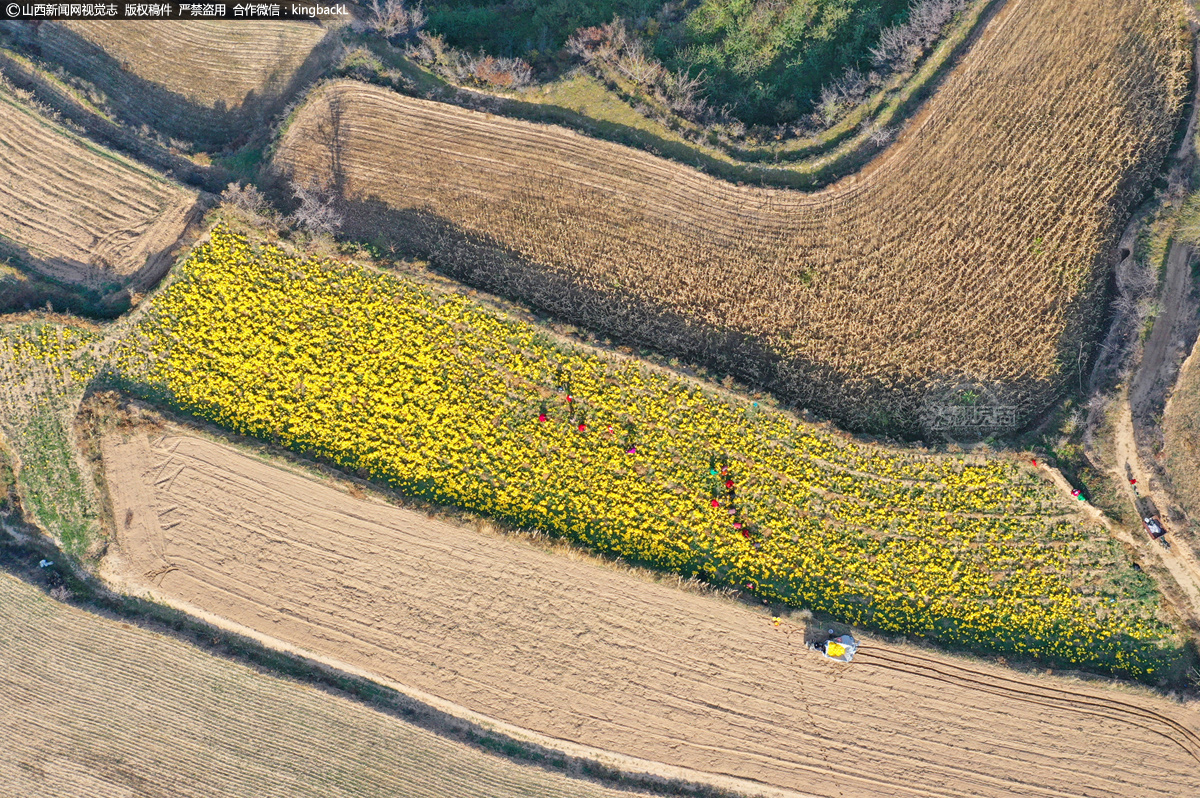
[0, 85, 197, 291]
[0, 572, 645, 798]
[276, 0, 1189, 434]
[15, 20, 332, 147]
[100, 430, 1200, 798]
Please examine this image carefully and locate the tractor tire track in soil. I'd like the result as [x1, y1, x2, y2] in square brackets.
[0, 84, 199, 292]
[99, 430, 1200, 798]
[0, 570, 651, 798]
[1131, 242, 1196, 422]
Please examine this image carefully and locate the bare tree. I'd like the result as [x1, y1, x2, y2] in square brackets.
[221, 181, 269, 214]
[815, 69, 868, 126]
[462, 54, 533, 89]
[567, 19, 716, 125]
[289, 179, 343, 236]
[867, 123, 896, 146]
[615, 41, 664, 86]
[408, 30, 447, 65]
[871, 0, 968, 71]
[368, 0, 426, 44]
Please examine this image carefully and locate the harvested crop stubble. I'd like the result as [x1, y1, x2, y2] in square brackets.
[0, 83, 197, 290]
[11, 20, 332, 147]
[110, 228, 1180, 677]
[0, 573, 642, 798]
[275, 0, 1191, 433]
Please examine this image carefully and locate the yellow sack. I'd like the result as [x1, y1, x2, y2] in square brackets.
[826, 642, 846, 658]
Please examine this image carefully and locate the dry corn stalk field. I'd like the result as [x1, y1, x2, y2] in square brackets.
[98, 429, 1200, 798]
[10, 20, 333, 147]
[277, 0, 1190, 433]
[0, 84, 197, 290]
[0, 572, 647, 798]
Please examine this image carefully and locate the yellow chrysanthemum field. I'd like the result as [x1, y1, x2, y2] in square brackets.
[108, 227, 1180, 677]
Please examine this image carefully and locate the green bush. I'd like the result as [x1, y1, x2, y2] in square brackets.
[427, 0, 662, 57]
[658, 0, 910, 125]
[426, 0, 912, 125]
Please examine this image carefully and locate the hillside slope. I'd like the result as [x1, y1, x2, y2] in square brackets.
[276, 0, 1190, 434]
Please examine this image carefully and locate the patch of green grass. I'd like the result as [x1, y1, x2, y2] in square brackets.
[428, 0, 663, 58]
[524, 73, 666, 132]
[0, 322, 102, 558]
[429, 0, 913, 125]
[215, 144, 265, 183]
[369, 0, 994, 190]
[14, 405, 98, 558]
[658, 0, 910, 125]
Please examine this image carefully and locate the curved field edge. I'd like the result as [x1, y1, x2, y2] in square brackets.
[0, 47, 225, 192]
[104, 227, 1184, 680]
[274, 0, 1191, 436]
[0, 78, 200, 309]
[536, 0, 999, 173]
[346, 0, 1000, 189]
[0, 565, 657, 798]
[0, 20, 339, 149]
[86, 423, 1200, 798]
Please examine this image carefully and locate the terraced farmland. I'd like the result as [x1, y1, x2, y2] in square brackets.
[97, 428, 1200, 798]
[0, 572, 647, 798]
[12, 20, 333, 147]
[0, 322, 102, 554]
[0, 6, 1197, 796]
[0, 82, 197, 299]
[108, 227, 1181, 677]
[276, 0, 1190, 434]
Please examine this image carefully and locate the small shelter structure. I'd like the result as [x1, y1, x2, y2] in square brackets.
[821, 634, 858, 663]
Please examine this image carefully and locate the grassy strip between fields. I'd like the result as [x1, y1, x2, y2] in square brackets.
[102, 227, 1185, 680]
[344, 0, 997, 189]
[0, 322, 101, 558]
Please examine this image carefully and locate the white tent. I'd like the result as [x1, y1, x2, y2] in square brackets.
[822, 634, 858, 662]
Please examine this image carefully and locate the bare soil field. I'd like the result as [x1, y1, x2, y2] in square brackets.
[0, 570, 649, 798]
[5, 20, 334, 148]
[275, 0, 1190, 434]
[100, 429, 1200, 798]
[0, 84, 198, 299]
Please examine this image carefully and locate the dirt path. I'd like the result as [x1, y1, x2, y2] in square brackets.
[99, 430, 1200, 798]
[1111, 394, 1200, 628]
[1037, 405, 1200, 630]
[1132, 241, 1196, 419]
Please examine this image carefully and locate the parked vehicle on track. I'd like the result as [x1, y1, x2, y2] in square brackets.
[1143, 516, 1171, 550]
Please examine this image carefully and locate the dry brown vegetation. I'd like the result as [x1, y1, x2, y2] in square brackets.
[9, 20, 335, 148]
[98, 427, 1200, 798]
[0, 82, 198, 302]
[0, 572, 648, 798]
[1165, 349, 1200, 525]
[276, 0, 1190, 434]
